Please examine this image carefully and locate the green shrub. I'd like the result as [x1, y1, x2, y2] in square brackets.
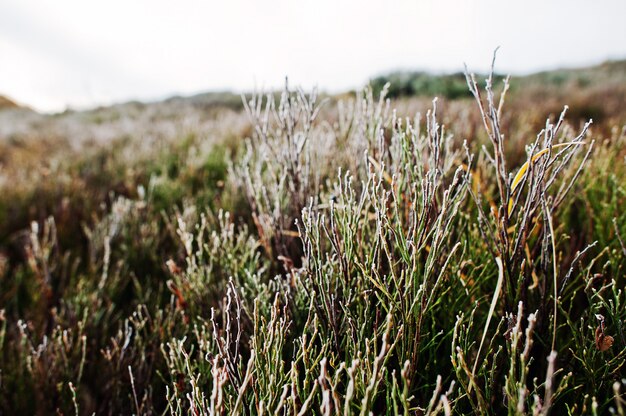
[1, 63, 625, 415]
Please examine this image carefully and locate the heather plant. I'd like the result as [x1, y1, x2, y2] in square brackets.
[0, 60, 625, 415]
[156, 67, 624, 414]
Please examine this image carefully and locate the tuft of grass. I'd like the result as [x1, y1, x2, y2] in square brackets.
[0, 60, 625, 414]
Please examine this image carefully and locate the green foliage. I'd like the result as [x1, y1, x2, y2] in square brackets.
[370, 71, 505, 100]
[1, 65, 626, 415]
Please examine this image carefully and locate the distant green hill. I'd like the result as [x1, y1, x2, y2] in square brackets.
[3, 59, 625, 114]
[369, 71, 490, 99]
[524, 59, 626, 87]
[369, 59, 626, 99]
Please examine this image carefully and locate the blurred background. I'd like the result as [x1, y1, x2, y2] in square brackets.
[1, 0, 626, 112]
[1, 1, 626, 414]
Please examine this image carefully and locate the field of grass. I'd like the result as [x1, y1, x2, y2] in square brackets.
[0, 61, 625, 415]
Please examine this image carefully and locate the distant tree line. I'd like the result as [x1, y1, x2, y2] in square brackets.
[370, 71, 504, 99]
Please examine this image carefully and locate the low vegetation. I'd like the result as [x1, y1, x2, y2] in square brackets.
[0, 60, 625, 415]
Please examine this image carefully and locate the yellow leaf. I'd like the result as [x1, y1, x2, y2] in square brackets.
[507, 142, 584, 215]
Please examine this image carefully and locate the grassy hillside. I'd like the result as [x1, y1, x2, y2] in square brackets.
[0, 62, 625, 414]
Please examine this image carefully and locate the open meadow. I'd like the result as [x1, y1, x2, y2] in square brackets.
[1, 61, 626, 414]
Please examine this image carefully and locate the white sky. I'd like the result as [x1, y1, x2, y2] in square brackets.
[1, 0, 625, 113]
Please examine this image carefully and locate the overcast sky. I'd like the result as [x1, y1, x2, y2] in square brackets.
[1, 0, 625, 112]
